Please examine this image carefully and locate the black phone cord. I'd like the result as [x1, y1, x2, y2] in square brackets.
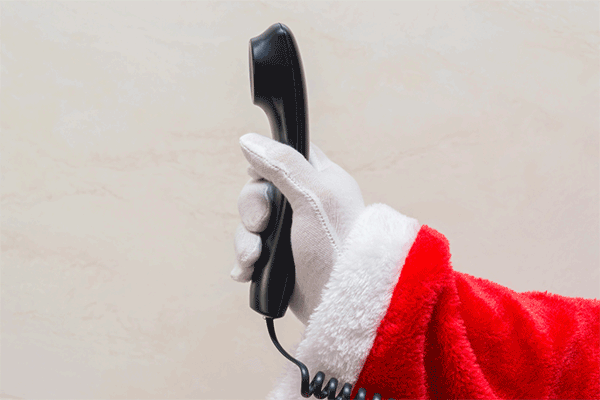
[266, 317, 394, 400]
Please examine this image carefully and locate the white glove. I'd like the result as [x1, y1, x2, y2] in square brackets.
[231, 133, 366, 325]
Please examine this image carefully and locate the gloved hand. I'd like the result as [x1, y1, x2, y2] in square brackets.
[231, 133, 366, 325]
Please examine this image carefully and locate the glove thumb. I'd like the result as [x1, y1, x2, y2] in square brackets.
[239, 133, 322, 211]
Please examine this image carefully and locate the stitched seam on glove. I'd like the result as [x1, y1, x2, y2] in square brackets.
[241, 143, 342, 258]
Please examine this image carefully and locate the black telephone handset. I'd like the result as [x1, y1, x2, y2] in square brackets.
[248, 23, 391, 400]
[248, 22, 309, 319]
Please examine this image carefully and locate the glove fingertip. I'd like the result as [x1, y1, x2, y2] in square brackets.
[239, 133, 265, 155]
[231, 264, 253, 282]
[247, 166, 263, 181]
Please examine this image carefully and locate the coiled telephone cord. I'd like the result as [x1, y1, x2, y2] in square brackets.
[266, 317, 395, 400]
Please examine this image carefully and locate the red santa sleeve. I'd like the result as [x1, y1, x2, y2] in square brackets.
[267, 204, 600, 400]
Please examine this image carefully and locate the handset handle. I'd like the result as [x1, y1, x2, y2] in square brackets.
[248, 23, 309, 319]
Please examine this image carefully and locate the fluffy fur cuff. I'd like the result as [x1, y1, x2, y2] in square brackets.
[267, 203, 420, 400]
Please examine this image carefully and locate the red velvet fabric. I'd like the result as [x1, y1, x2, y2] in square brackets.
[352, 225, 600, 400]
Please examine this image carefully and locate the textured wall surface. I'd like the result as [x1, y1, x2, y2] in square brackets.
[2, 2, 598, 399]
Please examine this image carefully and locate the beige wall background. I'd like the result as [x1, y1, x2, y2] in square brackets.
[1, 1, 598, 399]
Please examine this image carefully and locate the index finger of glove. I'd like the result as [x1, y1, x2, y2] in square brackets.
[239, 133, 323, 211]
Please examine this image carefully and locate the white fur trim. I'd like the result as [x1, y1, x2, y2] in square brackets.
[267, 203, 421, 399]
